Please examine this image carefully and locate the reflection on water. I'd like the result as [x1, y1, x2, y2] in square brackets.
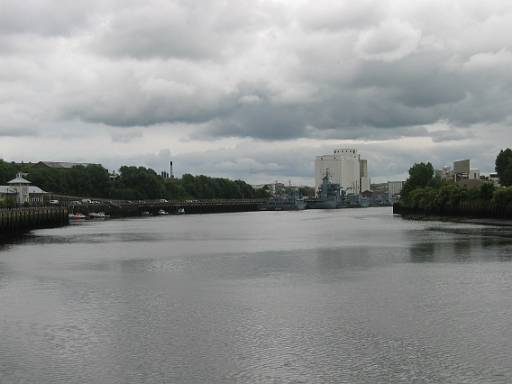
[1, 208, 512, 384]
[409, 226, 512, 264]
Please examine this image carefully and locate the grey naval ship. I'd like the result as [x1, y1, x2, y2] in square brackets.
[305, 173, 345, 209]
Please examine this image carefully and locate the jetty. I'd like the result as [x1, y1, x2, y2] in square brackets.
[0, 207, 69, 236]
[61, 198, 266, 217]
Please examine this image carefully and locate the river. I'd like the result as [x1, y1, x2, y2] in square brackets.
[1, 207, 512, 383]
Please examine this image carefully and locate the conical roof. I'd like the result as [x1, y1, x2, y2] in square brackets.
[7, 173, 31, 184]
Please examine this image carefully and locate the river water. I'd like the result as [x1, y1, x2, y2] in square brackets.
[1, 207, 512, 383]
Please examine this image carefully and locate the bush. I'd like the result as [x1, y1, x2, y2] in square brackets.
[493, 187, 512, 208]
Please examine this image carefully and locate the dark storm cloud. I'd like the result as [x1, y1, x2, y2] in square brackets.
[39, 0, 509, 143]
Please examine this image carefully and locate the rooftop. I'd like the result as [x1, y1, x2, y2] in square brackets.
[37, 161, 100, 169]
[7, 173, 31, 184]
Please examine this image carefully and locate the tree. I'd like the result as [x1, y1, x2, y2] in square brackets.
[479, 183, 495, 201]
[493, 187, 512, 208]
[115, 166, 166, 199]
[0, 160, 18, 184]
[495, 148, 512, 186]
[401, 162, 434, 199]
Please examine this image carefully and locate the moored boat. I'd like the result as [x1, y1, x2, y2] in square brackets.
[89, 212, 110, 219]
[68, 213, 87, 220]
[305, 173, 345, 209]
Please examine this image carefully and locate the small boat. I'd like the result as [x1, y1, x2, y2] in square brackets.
[68, 213, 86, 220]
[141, 211, 151, 216]
[89, 212, 110, 219]
[176, 208, 185, 215]
[158, 209, 169, 215]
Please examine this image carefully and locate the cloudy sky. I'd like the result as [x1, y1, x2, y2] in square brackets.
[1, 0, 511, 184]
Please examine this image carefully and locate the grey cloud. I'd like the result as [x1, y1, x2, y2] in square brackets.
[297, 0, 385, 31]
[0, 127, 37, 137]
[1, 0, 512, 158]
[0, 0, 101, 36]
[91, 0, 274, 60]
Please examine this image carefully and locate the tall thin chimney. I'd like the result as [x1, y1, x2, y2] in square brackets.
[170, 161, 174, 179]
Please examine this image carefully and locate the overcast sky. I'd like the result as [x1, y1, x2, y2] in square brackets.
[1, 0, 511, 184]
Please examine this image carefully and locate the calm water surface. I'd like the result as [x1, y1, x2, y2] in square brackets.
[1, 207, 512, 383]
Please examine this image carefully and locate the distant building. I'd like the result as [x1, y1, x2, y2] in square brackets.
[370, 182, 388, 194]
[35, 161, 100, 169]
[314, 148, 369, 194]
[488, 173, 500, 186]
[437, 166, 454, 181]
[387, 181, 404, 198]
[437, 159, 480, 183]
[453, 159, 470, 180]
[0, 173, 47, 205]
[109, 171, 120, 181]
[469, 169, 480, 180]
[360, 159, 370, 192]
[252, 182, 285, 196]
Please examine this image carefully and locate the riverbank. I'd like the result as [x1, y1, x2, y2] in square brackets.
[393, 201, 511, 224]
[395, 212, 512, 227]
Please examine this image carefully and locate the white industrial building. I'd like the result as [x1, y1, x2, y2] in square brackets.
[314, 148, 370, 194]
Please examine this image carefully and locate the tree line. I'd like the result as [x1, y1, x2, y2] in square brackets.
[0, 161, 270, 201]
[399, 149, 512, 214]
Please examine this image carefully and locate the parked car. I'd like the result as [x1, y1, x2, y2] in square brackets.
[81, 199, 92, 204]
[159, 199, 168, 203]
[49, 199, 59, 205]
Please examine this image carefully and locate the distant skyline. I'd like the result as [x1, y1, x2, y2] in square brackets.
[1, 0, 511, 185]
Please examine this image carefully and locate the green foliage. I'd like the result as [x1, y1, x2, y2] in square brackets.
[493, 187, 512, 208]
[26, 165, 110, 198]
[495, 148, 512, 186]
[0, 160, 17, 184]
[1, 160, 266, 201]
[479, 183, 495, 201]
[178, 174, 258, 199]
[407, 187, 438, 210]
[402, 162, 434, 199]
[113, 166, 166, 200]
[165, 178, 187, 200]
[402, 182, 478, 211]
[397, 150, 512, 217]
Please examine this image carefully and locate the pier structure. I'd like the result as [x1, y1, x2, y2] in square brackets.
[0, 207, 69, 235]
[132, 199, 265, 215]
[57, 197, 267, 217]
